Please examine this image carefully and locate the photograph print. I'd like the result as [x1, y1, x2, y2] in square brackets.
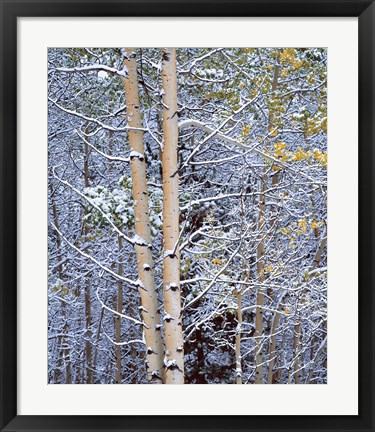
[48, 47, 327, 384]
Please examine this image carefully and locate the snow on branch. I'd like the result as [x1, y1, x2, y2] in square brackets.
[52, 167, 135, 246]
[95, 287, 144, 326]
[179, 118, 316, 182]
[76, 130, 130, 163]
[54, 64, 128, 78]
[49, 98, 147, 133]
[50, 222, 139, 289]
[103, 333, 145, 346]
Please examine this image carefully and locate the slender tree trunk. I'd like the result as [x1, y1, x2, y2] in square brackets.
[306, 228, 327, 379]
[84, 244, 92, 382]
[83, 131, 93, 384]
[195, 326, 206, 383]
[123, 48, 164, 383]
[310, 229, 327, 271]
[269, 54, 281, 129]
[255, 179, 266, 383]
[235, 290, 243, 384]
[115, 233, 123, 384]
[93, 301, 106, 382]
[108, 130, 113, 174]
[262, 56, 282, 383]
[267, 307, 282, 384]
[279, 331, 286, 383]
[161, 48, 184, 384]
[293, 322, 301, 383]
[235, 260, 249, 385]
[50, 195, 72, 384]
[306, 336, 327, 383]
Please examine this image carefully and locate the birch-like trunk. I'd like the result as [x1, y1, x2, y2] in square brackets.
[235, 290, 243, 384]
[255, 179, 266, 383]
[293, 322, 301, 383]
[308, 228, 327, 380]
[83, 135, 93, 384]
[161, 48, 184, 384]
[50, 195, 72, 384]
[93, 300, 105, 381]
[115, 233, 123, 384]
[293, 228, 327, 384]
[123, 48, 164, 383]
[260, 58, 281, 383]
[267, 307, 282, 384]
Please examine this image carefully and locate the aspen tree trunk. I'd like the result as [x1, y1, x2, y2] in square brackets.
[255, 179, 266, 383]
[108, 130, 113, 173]
[279, 331, 287, 383]
[263, 56, 282, 383]
[84, 238, 92, 383]
[50, 195, 72, 384]
[195, 326, 206, 383]
[83, 135, 93, 383]
[293, 322, 301, 383]
[269, 54, 281, 134]
[74, 282, 82, 384]
[267, 308, 282, 384]
[93, 301, 106, 381]
[235, 261, 249, 385]
[307, 228, 328, 378]
[115, 233, 123, 384]
[235, 290, 243, 384]
[310, 230, 327, 271]
[123, 48, 164, 383]
[161, 48, 184, 384]
[306, 336, 327, 383]
[270, 55, 281, 191]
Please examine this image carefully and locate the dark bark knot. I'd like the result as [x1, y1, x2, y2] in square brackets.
[166, 283, 179, 292]
[151, 371, 162, 381]
[162, 52, 171, 62]
[130, 153, 145, 162]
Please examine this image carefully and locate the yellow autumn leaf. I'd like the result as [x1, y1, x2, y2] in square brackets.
[298, 219, 307, 233]
[293, 148, 308, 161]
[274, 142, 287, 151]
[274, 142, 287, 158]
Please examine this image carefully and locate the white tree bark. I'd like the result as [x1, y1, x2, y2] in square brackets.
[255, 179, 266, 384]
[235, 290, 243, 384]
[161, 48, 184, 384]
[123, 48, 164, 383]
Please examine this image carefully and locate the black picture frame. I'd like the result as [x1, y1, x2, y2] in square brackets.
[1, 1, 374, 431]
